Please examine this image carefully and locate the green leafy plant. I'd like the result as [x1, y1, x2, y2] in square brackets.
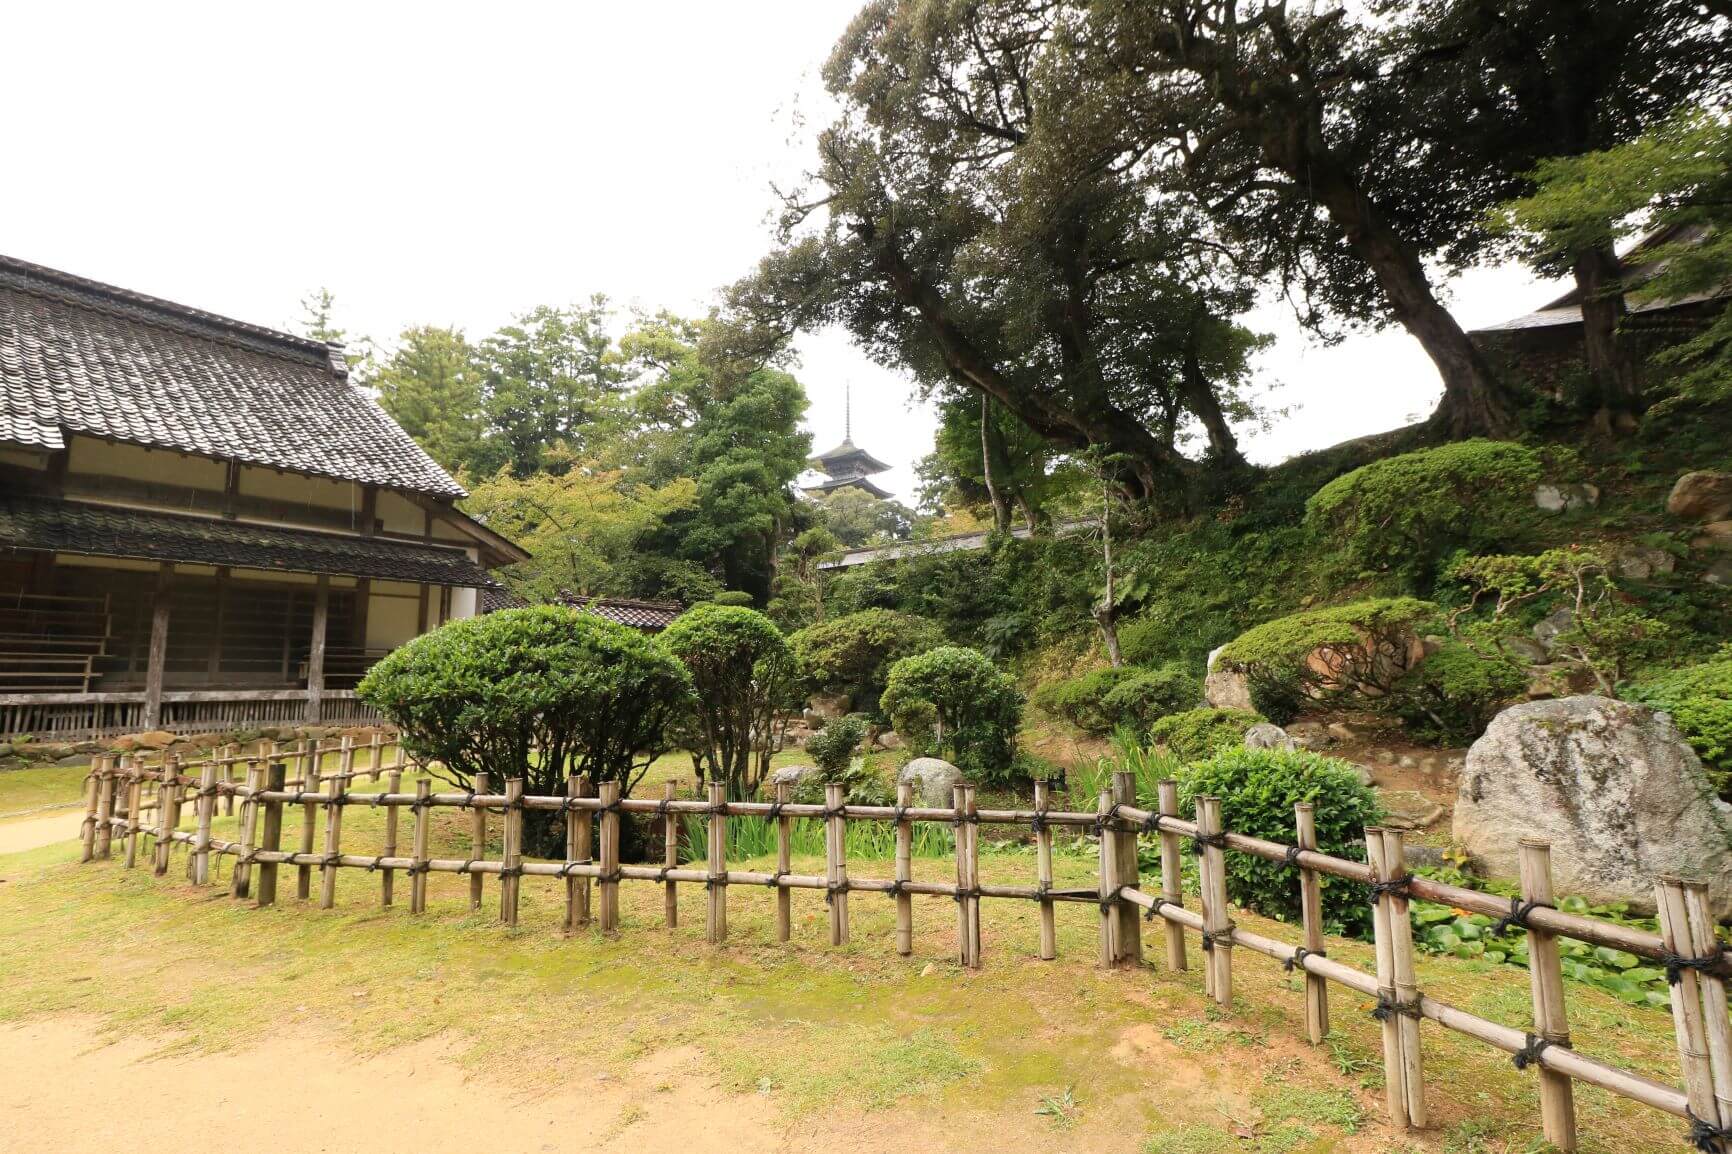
[788, 609, 944, 712]
[1391, 641, 1527, 746]
[1216, 598, 1436, 725]
[1178, 749, 1383, 937]
[660, 603, 798, 799]
[1148, 708, 1266, 762]
[805, 714, 869, 776]
[1304, 440, 1545, 579]
[1625, 649, 1732, 793]
[880, 646, 1022, 780]
[1033, 665, 1201, 735]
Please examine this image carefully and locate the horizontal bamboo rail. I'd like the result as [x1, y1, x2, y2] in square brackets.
[79, 761, 1731, 1151]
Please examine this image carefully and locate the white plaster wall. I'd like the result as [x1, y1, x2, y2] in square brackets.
[68, 437, 227, 489]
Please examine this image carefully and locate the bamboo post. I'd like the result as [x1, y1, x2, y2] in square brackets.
[1112, 770, 1142, 965]
[565, 774, 592, 931]
[469, 771, 490, 910]
[1381, 827, 1427, 1129]
[826, 782, 849, 946]
[895, 780, 914, 957]
[1157, 779, 1186, 972]
[318, 768, 344, 909]
[94, 756, 115, 860]
[500, 778, 523, 927]
[1366, 828, 1410, 1131]
[1684, 879, 1732, 1146]
[79, 759, 102, 862]
[368, 732, 383, 782]
[1660, 877, 1725, 1149]
[338, 735, 355, 794]
[193, 761, 217, 886]
[256, 763, 286, 906]
[122, 759, 144, 869]
[1517, 838, 1575, 1151]
[153, 761, 177, 876]
[1030, 778, 1055, 960]
[296, 763, 318, 900]
[956, 782, 981, 969]
[705, 782, 726, 943]
[1097, 789, 1118, 967]
[230, 761, 262, 899]
[662, 780, 679, 929]
[775, 780, 793, 943]
[381, 768, 402, 908]
[221, 745, 236, 817]
[1294, 802, 1328, 1044]
[599, 780, 621, 934]
[409, 780, 431, 915]
[1198, 796, 1234, 1006]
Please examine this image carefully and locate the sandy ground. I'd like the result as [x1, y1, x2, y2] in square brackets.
[0, 811, 82, 855]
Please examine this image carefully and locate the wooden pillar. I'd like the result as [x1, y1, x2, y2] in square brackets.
[705, 782, 727, 943]
[305, 574, 329, 724]
[1112, 770, 1142, 965]
[1381, 828, 1427, 1129]
[1197, 796, 1233, 1007]
[381, 768, 402, 908]
[409, 780, 431, 914]
[1096, 789, 1118, 968]
[193, 761, 217, 886]
[93, 757, 115, 860]
[319, 766, 344, 909]
[1294, 803, 1329, 1044]
[416, 582, 430, 634]
[1659, 877, 1727, 1152]
[256, 763, 286, 906]
[599, 780, 622, 934]
[775, 780, 793, 943]
[1157, 780, 1187, 972]
[1366, 828, 1410, 1130]
[825, 782, 849, 946]
[230, 761, 262, 899]
[955, 783, 980, 969]
[1518, 838, 1576, 1152]
[469, 771, 490, 910]
[662, 780, 679, 929]
[142, 563, 173, 730]
[565, 775, 592, 931]
[296, 752, 319, 900]
[1684, 880, 1732, 1145]
[122, 760, 143, 869]
[152, 761, 178, 876]
[895, 780, 914, 957]
[206, 567, 229, 679]
[499, 778, 523, 927]
[79, 759, 102, 863]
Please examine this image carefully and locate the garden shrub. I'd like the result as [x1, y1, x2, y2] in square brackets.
[358, 606, 693, 855]
[1030, 666, 1146, 733]
[1148, 707, 1265, 762]
[1391, 641, 1526, 746]
[788, 608, 943, 712]
[660, 603, 798, 799]
[711, 590, 755, 606]
[1033, 665, 1200, 734]
[1626, 651, 1732, 794]
[806, 714, 868, 776]
[880, 646, 1022, 780]
[1304, 439, 1545, 580]
[1215, 598, 1436, 724]
[1178, 748, 1384, 937]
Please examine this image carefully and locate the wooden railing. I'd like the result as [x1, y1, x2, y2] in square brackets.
[77, 760, 1732, 1152]
[0, 689, 384, 740]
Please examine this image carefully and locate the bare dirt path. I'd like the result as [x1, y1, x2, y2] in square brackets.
[0, 811, 82, 855]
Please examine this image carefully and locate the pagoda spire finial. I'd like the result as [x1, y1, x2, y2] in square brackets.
[844, 382, 852, 441]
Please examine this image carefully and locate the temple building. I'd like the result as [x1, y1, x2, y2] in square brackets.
[0, 254, 526, 739]
[802, 386, 893, 500]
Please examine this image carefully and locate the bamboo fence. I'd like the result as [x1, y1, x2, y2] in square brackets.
[75, 756, 1732, 1152]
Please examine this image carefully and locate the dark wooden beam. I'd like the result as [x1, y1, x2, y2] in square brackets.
[142, 563, 173, 729]
[306, 574, 329, 724]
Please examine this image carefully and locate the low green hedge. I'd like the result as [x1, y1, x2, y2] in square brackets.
[1148, 707, 1265, 761]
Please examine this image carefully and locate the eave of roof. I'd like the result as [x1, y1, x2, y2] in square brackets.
[803, 475, 894, 500]
[810, 437, 892, 474]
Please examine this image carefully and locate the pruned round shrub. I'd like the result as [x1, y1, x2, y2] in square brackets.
[1148, 707, 1265, 761]
[1035, 664, 1202, 734]
[660, 603, 798, 798]
[711, 590, 755, 607]
[1216, 598, 1436, 724]
[1178, 748, 1384, 937]
[806, 714, 868, 776]
[1031, 667, 1144, 732]
[1305, 440, 1545, 578]
[788, 609, 943, 711]
[1626, 651, 1732, 794]
[1392, 641, 1526, 746]
[880, 646, 1022, 779]
[358, 606, 693, 855]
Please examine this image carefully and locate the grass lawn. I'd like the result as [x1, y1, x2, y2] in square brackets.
[0, 763, 1693, 1153]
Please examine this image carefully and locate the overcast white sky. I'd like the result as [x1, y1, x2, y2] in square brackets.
[1, 1, 1565, 504]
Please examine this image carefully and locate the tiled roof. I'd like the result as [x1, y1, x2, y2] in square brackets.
[560, 594, 684, 632]
[0, 496, 496, 588]
[0, 254, 466, 498]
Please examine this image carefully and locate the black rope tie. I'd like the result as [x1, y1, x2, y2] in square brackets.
[1143, 896, 1175, 921]
[1687, 1110, 1732, 1152]
[1283, 946, 1325, 973]
[499, 864, 522, 879]
[763, 871, 783, 888]
[1141, 813, 1166, 835]
[1284, 845, 1306, 869]
[1370, 991, 1421, 1022]
[951, 885, 981, 903]
[366, 856, 384, 872]
[1511, 1033, 1562, 1071]
[1191, 831, 1228, 856]
[1367, 875, 1413, 905]
[825, 879, 851, 905]
[765, 800, 785, 824]
[463, 789, 477, 809]
[1664, 947, 1725, 986]
[458, 859, 476, 875]
[655, 798, 672, 820]
[1201, 926, 1234, 953]
[888, 879, 908, 898]
[823, 804, 846, 822]
[953, 810, 980, 828]
[1097, 884, 1126, 914]
[1490, 897, 1552, 937]
[1030, 811, 1047, 836]
[322, 852, 342, 868]
[891, 805, 909, 827]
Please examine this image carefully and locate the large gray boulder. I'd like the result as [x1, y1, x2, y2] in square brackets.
[1668, 470, 1732, 523]
[764, 765, 821, 795]
[1204, 645, 1255, 712]
[1454, 696, 1732, 916]
[1243, 723, 1297, 752]
[898, 757, 963, 807]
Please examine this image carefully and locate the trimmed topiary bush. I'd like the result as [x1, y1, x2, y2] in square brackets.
[1216, 598, 1436, 724]
[660, 603, 798, 799]
[806, 714, 868, 776]
[1148, 707, 1265, 761]
[1305, 440, 1545, 579]
[788, 609, 944, 714]
[880, 646, 1022, 781]
[1626, 651, 1732, 794]
[1392, 641, 1527, 746]
[1178, 748, 1384, 937]
[1031, 667, 1144, 732]
[1033, 664, 1202, 735]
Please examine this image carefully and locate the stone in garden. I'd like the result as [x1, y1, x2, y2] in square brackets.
[1285, 721, 1331, 749]
[875, 730, 904, 751]
[1453, 695, 1732, 916]
[1397, 754, 1417, 769]
[1691, 521, 1732, 552]
[54, 754, 89, 767]
[1243, 723, 1297, 752]
[1203, 645, 1254, 712]
[1667, 470, 1732, 524]
[1498, 636, 1549, 665]
[1532, 607, 1575, 652]
[1616, 546, 1677, 581]
[807, 693, 852, 720]
[898, 757, 962, 807]
[1373, 748, 1395, 765]
[1533, 482, 1599, 513]
[129, 729, 176, 750]
[1380, 789, 1446, 831]
[0, 742, 10, 759]
[764, 765, 821, 794]
[1708, 558, 1732, 587]
[1326, 721, 1359, 743]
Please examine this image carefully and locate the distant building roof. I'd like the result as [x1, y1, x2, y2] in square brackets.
[819, 518, 1091, 569]
[0, 495, 496, 587]
[559, 594, 684, 632]
[804, 472, 893, 500]
[0, 254, 467, 499]
[809, 436, 893, 474]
